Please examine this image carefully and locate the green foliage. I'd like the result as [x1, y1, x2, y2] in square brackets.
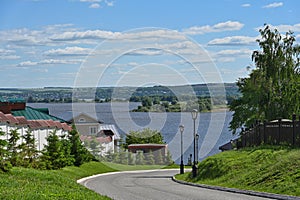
[230, 25, 300, 133]
[7, 129, 21, 166]
[123, 128, 165, 149]
[136, 151, 145, 165]
[155, 150, 164, 165]
[0, 162, 115, 199]
[0, 129, 11, 172]
[68, 125, 93, 166]
[41, 131, 74, 170]
[165, 150, 174, 165]
[19, 130, 39, 168]
[145, 150, 155, 165]
[177, 146, 300, 197]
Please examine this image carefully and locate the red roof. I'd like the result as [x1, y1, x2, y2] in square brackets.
[15, 116, 28, 125]
[0, 111, 71, 131]
[6, 114, 19, 125]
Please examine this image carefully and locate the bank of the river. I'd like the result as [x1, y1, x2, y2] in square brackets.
[131, 103, 228, 113]
[175, 146, 300, 197]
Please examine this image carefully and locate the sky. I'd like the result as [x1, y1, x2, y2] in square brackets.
[0, 0, 299, 88]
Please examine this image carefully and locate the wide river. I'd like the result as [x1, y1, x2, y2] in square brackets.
[28, 102, 237, 164]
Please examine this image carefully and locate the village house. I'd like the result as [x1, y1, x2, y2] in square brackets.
[69, 113, 120, 155]
[0, 99, 71, 151]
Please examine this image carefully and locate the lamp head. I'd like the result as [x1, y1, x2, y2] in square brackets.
[179, 124, 184, 133]
[191, 109, 198, 120]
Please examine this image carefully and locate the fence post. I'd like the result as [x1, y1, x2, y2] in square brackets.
[278, 118, 282, 145]
[263, 120, 266, 145]
[292, 114, 296, 146]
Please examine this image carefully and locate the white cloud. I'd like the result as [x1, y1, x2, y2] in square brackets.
[105, 0, 114, 6]
[208, 36, 258, 46]
[89, 3, 100, 8]
[44, 46, 92, 56]
[18, 59, 83, 67]
[216, 49, 252, 57]
[263, 2, 283, 8]
[0, 49, 20, 60]
[50, 29, 185, 42]
[241, 3, 251, 7]
[183, 21, 244, 35]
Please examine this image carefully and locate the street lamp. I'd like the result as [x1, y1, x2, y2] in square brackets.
[191, 109, 198, 177]
[179, 124, 184, 174]
[196, 134, 199, 164]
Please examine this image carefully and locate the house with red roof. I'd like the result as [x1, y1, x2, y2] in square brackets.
[69, 113, 120, 155]
[0, 98, 71, 151]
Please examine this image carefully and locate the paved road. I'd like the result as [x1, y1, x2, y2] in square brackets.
[79, 169, 272, 200]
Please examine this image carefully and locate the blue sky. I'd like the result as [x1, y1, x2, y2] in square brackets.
[0, 0, 299, 88]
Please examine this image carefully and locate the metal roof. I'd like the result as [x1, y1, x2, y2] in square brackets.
[99, 124, 121, 140]
[12, 106, 65, 122]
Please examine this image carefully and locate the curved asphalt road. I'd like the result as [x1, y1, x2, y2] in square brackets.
[79, 169, 272, 200]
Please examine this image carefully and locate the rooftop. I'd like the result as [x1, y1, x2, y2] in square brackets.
[12, 106, 65, 122]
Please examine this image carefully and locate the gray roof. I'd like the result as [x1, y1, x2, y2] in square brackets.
[99, 124, 121, 140]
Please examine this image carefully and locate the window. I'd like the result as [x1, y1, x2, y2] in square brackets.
[90, 127, 97, 135]
[78, 118, 85, 122]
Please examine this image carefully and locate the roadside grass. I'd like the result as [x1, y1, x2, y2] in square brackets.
[0, 161, 185, 199]
[175, 146, 300, 197]
[0, 162, 116, 200]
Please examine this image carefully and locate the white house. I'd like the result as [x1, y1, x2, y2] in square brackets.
[0, 111, 71, 151]
[69, 113, 120, 155]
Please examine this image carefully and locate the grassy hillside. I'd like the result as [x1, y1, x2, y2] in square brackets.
[176, 146, 300, 197]
[0, 162, 116, 200]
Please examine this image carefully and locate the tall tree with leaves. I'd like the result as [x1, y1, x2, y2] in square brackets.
[19, 130, 39, 168]
[41, 131, 73, 169]
[7, 129, 21, 166]
[68, 125, 93, 166]
[0, 129, 11, 172]
[230, 25, 300, 133]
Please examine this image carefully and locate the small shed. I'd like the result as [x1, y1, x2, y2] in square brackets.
[128, 144, 168, 157]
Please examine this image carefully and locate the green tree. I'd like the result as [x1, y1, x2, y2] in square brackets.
[68, 125, 93, 166]
[124, 128, 164, 149]
[145, 150, 155, 165]
[155, 150, 164, 165]
[230, 25, 300, 133]
[19, 130, 39, 168]
[165, 150, 173, 165]
[7, 129, 21, 166]
[128, 151, 135, 165]
[0, 129, 11, 172]
[141, 97, 152, 108]
[90, 138, 101, 157]
[136, 150, 145, 165]
[41, 131, 70, 169]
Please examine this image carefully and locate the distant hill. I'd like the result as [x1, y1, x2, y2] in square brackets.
[0, 83, 240, 103]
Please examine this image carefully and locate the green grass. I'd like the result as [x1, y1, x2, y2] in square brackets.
[0, 162, 116, 200]
[175, 146, 300, 197]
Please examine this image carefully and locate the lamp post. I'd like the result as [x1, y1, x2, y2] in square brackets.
[179, 124, 184, 174]
[191, 109, 198, 177]
[196, 133, 199, 164]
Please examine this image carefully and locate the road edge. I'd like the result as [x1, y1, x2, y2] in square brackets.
[172, 176, 300, 200]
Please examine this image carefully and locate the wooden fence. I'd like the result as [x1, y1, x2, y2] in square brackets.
[236, 114, 300, 148]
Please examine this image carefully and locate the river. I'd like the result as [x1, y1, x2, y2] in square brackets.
[28, 102, 236, 163]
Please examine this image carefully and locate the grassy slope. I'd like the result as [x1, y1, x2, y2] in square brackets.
[0, 162, 116, 200]
[0, 161, 180, 199]
[176, 146, 300, 197]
